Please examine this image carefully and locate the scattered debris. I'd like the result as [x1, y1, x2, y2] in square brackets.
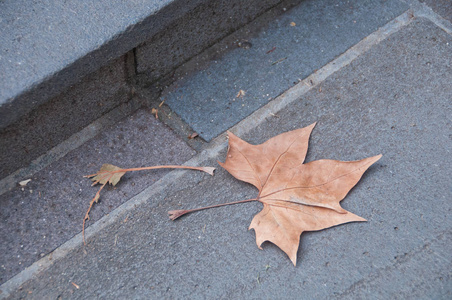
[271, 57, 287, 65]
[237, 40, 252, 49]
[236, 90, 246, 98]
[71, 282, 80, 289]
[290, 22, 296, 26]
[158, 100, 165, 107]
[266, 47, 276, 54]
[151, 108, 158, 119]
[188, 132, 199, 139]
[19, 179, 31, 187]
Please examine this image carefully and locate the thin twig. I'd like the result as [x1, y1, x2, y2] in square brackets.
[169, 198, 258, 220]
[271, 57, 287, 65]
[83, 165, 215, 245]
[83, 179, 109, 245]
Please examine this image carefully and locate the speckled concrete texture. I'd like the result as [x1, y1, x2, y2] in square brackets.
[162, 0, 408, 141]
[4, 16, 451, 299]
[0, 55, 131, 179]
[0, 109, 196, 285]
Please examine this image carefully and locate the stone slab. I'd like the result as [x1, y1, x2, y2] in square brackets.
[163, 0, 409, 141]
[4, 17, 451, 299]
[0, 109, 195, 284]
[135, 0, 282, 84]
[0, 55, 130, 179]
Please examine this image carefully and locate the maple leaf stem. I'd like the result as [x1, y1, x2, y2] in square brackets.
[168, 198, 258, 220]
[84, 165, 215, 178]
[82, 164, 214, 245]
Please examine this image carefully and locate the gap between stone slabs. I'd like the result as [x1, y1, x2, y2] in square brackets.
[0, 9, 414, 299]
[403, 0, 452, 33]
[162, 0, 410, 142]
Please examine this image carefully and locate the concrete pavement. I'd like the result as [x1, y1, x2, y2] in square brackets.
[1, 0, 451, 298]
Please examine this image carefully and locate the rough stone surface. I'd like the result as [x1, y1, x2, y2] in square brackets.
[163, 0, 409, 141]
[0, 109, 196, 285]
[136, 0, 282, 84]
[0, 55, 130, 179]
[0, 0, 202, 128]
[5, 17, 451, 299]
[0, 0, 285, 130]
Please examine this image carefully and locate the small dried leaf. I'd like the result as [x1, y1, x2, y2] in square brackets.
[236, 90, 246, 98]
[90, 164, 126, 186]
[188, 132, 199, 139]
[168, 210, 190, 220]
[84, 163, 214, 245]
[198, 167, 215, 176]
[19, 179, 32, 187]
[290, 22, 296, 26]
[151, 108, 158, 119]
[93, 192, 100, 204]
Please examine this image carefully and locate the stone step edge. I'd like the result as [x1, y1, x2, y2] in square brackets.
[0, 0, 287, 179]
[0, 0, 286, 129]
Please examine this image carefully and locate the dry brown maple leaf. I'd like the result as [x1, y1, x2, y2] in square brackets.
[169, 123, 381, 265]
